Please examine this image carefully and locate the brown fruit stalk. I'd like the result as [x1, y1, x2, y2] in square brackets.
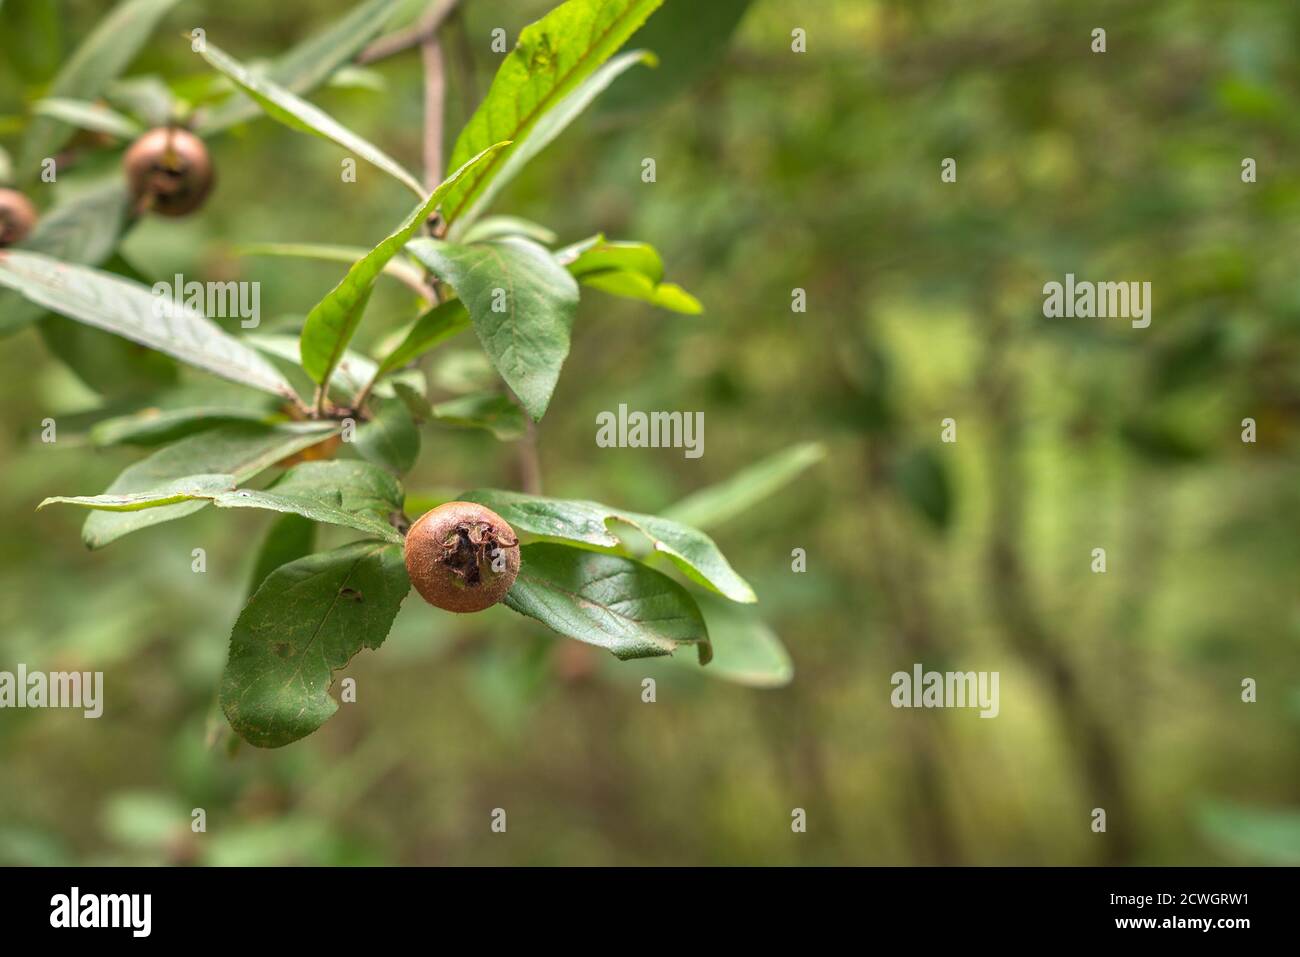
[404, 502, 521, 613]
[0, 188, 37, 246]
[124, 127, 214, 217]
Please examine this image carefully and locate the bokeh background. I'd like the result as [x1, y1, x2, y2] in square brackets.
[1, 0, 1298, 865]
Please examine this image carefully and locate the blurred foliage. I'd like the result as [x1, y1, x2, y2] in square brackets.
[0, 0, 1297, 865]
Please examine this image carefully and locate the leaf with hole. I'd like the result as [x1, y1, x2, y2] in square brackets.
[221, 540, 409, 747]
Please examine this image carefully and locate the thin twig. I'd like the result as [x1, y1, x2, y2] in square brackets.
[421, 36, 446, 188]
[519, 416, 543, 495]
[357, 0, 459, 65]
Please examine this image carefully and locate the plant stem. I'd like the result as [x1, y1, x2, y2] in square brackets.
[357, 0, 459, 65]
[421, 35, 446, 189]
[519, 417, 543, 495]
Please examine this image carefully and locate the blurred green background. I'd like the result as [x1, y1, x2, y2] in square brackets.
[1, 0, 1298, 865]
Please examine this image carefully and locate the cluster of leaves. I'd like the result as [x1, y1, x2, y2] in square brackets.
[0, 0, 813, 748]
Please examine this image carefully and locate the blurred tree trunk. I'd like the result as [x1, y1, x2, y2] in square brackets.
[979, 317, 1136, 864]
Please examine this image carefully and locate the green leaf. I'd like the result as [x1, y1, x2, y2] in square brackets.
[1198, 801, 1300, 865]
[193, 40, 424, 197]
[440, 0, 665, 228]
[446, 48, 656, 235]
[244, 331, 372, 404]
[105, 75, 176, 127]
[461, 489, 756, 603]
[226, 463, 407, 575]
[37, 254, 178, 399]
[374, 298, 471, 377]
[581, 271, 702, 313]
[0, 179, 133, 338]
[298, 142, 509, 388]
[560, 236, 663, 281]
[32, 98, 142, 139]
[199, 0, 404, 134]
[354, 396, 420, 475]
[45, 459, 406, 543]
[662, 441, 826, 530]
[234, 242, 428, 294]
[221, 540, 409, 748]
[406, 237, 578, 421]
[40, 473, 237, 511]
[671, 593, 792, 687]
[394, 383, 525, 441]
[278, 458, 404, 518]
[0, 251, 298, 399]
[598, 0, 752, 113]
[0, 145, 11, 185]
[216, 490, 402, 544]
[79, 423, 337, 548]
[459, 216, 558, 246]
[18, 0, 181, 180]
[558, 235, 701, 313]
[505, 542, 710, 662]
[247, 514, 316, 598]
[430, 392, 527, 441]
[38, 313, 179, 398]
[91, 405, 275, 446]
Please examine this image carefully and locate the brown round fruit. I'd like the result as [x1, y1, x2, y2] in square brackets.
[404, 502, 521, 613]
[0, 188, 37, 246]
[123, 127, 214, 217]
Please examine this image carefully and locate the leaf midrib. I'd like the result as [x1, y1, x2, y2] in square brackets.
[444, 2, 648, 225]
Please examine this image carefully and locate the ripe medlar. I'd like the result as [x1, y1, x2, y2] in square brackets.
[0, 188, 37, 246]
[404, 502, 521, 613]
[123, 127, 214, 217]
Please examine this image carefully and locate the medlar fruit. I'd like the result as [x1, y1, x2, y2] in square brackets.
[123, 127, 214, 217]
[404, 502, 521, 613]
[0, 188, 37, 246]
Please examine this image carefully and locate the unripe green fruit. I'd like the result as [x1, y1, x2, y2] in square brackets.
[0, 188, 37, 246]
[404, 502, 521, 613]
[124, 127, 214, 217]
